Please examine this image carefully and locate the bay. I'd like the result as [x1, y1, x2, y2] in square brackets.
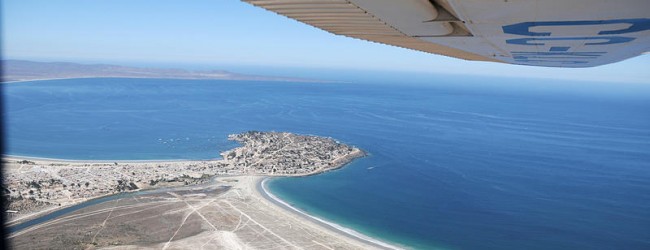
[5, 77, 650, 249]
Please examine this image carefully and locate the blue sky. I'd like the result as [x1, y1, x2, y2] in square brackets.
[2, 0, 650, 84]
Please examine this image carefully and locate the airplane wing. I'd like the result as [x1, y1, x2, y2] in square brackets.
[243, 0, 650, 68]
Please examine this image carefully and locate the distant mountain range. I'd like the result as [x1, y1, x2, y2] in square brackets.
[1, 60, 314, 83]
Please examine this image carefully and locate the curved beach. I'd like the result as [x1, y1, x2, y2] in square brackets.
[4, 131, 390, 249]
[256, 177, 401, 250]
[6, 173, 393, 249]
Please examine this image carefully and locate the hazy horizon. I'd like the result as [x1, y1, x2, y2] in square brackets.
[2, 0, 650, 84]
[3, 1, 650, 248]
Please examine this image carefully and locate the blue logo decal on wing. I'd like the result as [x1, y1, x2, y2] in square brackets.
[502, 19, 650, 36]
[506, 37, 634, 46]
[501, 19, 650, 66]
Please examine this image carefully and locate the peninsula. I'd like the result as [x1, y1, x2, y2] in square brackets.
[2, 132, 396, 249]
[1, 60, 316, 83]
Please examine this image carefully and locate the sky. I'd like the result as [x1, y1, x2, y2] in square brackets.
[2, 0, 650, 84]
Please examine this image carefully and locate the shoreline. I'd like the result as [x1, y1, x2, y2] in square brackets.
[1, 76, 238, 84]
[256, 177, 403, 250]
[8, 175, 386, 249]
[7, 175, 224, 233]
[2, 76, 115, 84]
[4, 132, 377, 248]
[5, 165, 398, 249]
[1, 75, 335, 84]
[4, 162, 399, 249]
[1, 76, 245, 84]
[2, 154, 219, 164]
[7, 174, 399, 249]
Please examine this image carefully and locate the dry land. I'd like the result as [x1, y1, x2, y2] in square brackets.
[3, 132, 399, 249]
[1, 60, 317, 83]
[8, 176, 391, 249]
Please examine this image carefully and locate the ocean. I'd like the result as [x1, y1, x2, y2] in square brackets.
[4, 76, 650, 249]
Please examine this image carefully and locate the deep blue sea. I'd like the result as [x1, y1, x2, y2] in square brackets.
[4, 76, 650, 249]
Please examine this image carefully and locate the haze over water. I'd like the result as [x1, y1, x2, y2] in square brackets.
[5, 76, 650, 249]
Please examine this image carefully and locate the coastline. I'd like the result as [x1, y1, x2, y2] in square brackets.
[3, 154, 217, 164]
[4, 132, 377, 248]
[2, 76, 236, 84]
[1, 75, 334, 84]
[5, 164, 397, 249]
[4, 160, 400, 249]
[2, 76, 112, 84]
[256, 177, 403, 250]
[8, 175, 387, 249]
[1, 76, 242, 84]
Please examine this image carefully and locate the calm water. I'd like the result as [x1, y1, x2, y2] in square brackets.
[4, 77, 650, 249]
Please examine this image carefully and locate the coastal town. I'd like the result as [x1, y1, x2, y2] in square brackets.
[2, 131, 365, 221]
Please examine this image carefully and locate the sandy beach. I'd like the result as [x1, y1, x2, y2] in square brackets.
[256, 177, 401, 249]
[7, 173, 398, 249]
[3, 131, 393, 249]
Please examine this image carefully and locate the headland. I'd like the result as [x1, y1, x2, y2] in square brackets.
[1, 60, 321, 83]
[2, 131, 401, 249]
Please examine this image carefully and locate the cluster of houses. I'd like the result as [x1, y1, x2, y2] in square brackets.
[3, 131, 364, 216]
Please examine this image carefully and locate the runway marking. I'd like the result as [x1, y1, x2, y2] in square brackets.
[233, 213, 244, 231]
[162, 205, 195, 250]
[91, 199, 119, 243]
[183, 199, 218, 231]
[10, 202, 153, 238]
[312, 240, 335, 250]
[222, 200, 300, 249]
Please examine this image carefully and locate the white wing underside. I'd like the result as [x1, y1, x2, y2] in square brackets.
[243, 0, 650, 68]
